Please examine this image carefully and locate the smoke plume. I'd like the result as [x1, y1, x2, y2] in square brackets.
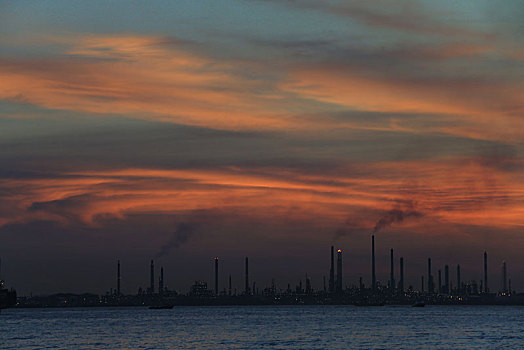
[154, 223, 194, 259]
[372, 208, 423, 234]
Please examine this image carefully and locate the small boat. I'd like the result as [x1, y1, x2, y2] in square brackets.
[412, 301, 425, 307]
[149, 305, 174, 309]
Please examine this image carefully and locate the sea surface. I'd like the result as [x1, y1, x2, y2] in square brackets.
[1, 305, 523, 349]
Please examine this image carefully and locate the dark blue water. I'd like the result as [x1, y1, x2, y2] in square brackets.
[1, 305, 523, 349]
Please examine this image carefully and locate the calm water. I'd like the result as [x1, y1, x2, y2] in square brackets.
[1, 305, 523, 349]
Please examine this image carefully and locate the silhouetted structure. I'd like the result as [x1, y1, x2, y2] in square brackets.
[484, 251, 488, 293]
[371, 235, 376, 291]
[390, 249, 395, 290]
[11, 245, 524, 308]
[245, 257, 249, 295]
[329, 246, 335, 293]
[502, 261, 507, 294]
[427, 258, 434, 293]
[214, 257, 219, 296]
[457, 264, 461, 294]
[150, 260, 155, 294]
[444, 265, 449, 294]
[159, 266, 164, 295]
[399, 257, 404, 293]
[336, 249, 342, 294]
[117, 260, 121, 296]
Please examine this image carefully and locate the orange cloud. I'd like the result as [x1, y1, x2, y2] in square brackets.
[0, 34, 297, 131]
[282, 64, 524, 141]
[1, 158, 522, 232]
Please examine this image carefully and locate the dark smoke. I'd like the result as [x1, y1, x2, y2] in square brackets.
[372, 208, 423, 234]
[333, 217, 363, 240]
[154, 223, 194, 259]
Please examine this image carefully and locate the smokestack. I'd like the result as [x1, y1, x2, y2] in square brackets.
[427, 258, 433, 293]
[329, 246, 335, 293]
[372, 235, 376, 291]
[117, 260, 121, 296]
[399, 257, 404, 293]
[444, 265, 449, 294]
[336, 249, 343, 294]
[214, 257, 219, 296]
[228, 275, 232, 296]
[502, 261, 507, 294]
[159, 266, 164, 295]
[457, 265, 461, 295]
[245, 257, 249, 295]
[390, 249, 395, 290]
[484, 251, 488, 293]
[150, 260, 155, 294]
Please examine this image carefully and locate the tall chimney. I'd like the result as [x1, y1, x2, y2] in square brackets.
[214, 257, 219, 296]
[484, 251, 488, 293]
[457, 264, 461, 295]
[502, 261, 507, 294]
[372, 235, 376, 291]
[428, 258, 433, 293]
[329, 246, 335, 293]
[245, 257, 249, 295]
[228, 275, 232, 296]
[150, 259, 155, 294]
[117, 260, 121, 296]
[390, 249, 395, 290]
[444, 265, 449, 294]
[399, 257, 404, 293]
[159, 266, 164, 295]
[336, 249, 343, 294]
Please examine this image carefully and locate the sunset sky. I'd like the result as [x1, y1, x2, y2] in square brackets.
[1, 0, 523, 295]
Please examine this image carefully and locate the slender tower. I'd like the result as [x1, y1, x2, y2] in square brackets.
[329, 246, 335, 293]
[484, 251, 488, 293]
[502, 261, 507, 294]
[117, 260, 121, 296]
[444, 265, 449, 294]
[438, 269, 442, 293]
[457, 265, 461, 295]
[372, 235, 376, 291]
[399, 257, 404, 293]
[390, 249, 395, 290]
[245, 257, 249, 295]
[336, 249, 343, 294]
[427, 258, 433, 293]
[228, 275, 232, 296]
[150, 260, 155, 294]
[214, 257, 219, 296]
[159, 266, 164, 295]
